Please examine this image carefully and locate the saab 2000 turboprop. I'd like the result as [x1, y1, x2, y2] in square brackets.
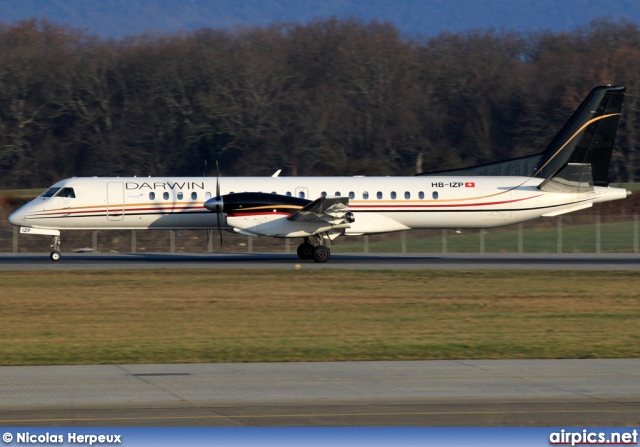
[9, 85, 631, 262]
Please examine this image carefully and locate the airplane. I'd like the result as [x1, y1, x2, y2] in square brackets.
[8, 85, 631, 263]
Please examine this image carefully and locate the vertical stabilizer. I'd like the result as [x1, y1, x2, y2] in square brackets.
[534, 85, 625, 186]
[418, 85, 625, 184]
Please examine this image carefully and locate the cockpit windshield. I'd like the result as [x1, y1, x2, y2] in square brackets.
[40, 187, 60, 198]
[56, 187, 76, 198]
[38, 187, 76, 198]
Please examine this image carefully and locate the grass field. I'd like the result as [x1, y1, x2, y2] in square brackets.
[332, 220, 639, 254]
[1, 269, 639, 366]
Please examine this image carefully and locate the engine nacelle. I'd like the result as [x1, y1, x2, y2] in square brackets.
[205, 192, 352, 237]
[205, 192, 310, 217]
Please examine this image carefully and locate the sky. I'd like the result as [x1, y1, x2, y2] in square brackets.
[0, 0, 638, 39]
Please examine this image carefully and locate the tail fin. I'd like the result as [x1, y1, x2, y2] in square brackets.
[535, 85, 625, 186]
[418, 85, 625, 186]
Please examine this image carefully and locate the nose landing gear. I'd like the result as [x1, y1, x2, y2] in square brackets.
[50, 235, 61, 262]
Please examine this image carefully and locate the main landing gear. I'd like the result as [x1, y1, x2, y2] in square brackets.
[50, 235, 61, 262]
[297, 237, 331, 263]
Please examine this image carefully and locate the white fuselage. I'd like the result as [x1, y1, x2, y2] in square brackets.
[8, 175, 629, 236]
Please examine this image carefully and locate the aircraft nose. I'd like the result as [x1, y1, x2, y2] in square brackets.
[8, 208, 24, 226]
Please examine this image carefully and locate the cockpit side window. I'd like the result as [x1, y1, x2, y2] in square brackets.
[55, 187, 76, 198]
[41, 187, 60, 198]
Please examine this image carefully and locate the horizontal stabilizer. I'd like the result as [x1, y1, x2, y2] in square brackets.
[538, 163, 594, 193]
[542, 202, 592, 217]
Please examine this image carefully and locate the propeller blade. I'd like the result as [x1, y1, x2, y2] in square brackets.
[215, 161, 223, 248]
[216, 211, 223, 248]
[215, 160, 220, 199]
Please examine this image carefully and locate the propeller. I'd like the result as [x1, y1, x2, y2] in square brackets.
[204, 161, 225, 249]
[214, 161, 223, 247]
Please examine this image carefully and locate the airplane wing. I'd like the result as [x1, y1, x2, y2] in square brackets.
[287, 196, 353, 224]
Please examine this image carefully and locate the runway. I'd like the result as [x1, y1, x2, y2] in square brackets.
[1, 252, 640, 270]
[1, 359, 639, 426]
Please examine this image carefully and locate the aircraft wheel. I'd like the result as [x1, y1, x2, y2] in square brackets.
[50, 250, 61, 262]
[312, 245, 330, 263]
[297, 242, 314, 260]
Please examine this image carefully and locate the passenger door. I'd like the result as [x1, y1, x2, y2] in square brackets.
[107, 182, 125, 221]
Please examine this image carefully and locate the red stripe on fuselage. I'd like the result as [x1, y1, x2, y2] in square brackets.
[28, 204, 207, 217]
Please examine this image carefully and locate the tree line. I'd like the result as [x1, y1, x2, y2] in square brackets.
[1, 17, 640, 188]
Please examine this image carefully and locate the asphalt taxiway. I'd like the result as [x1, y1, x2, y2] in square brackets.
[1, 360, 639, 426]
[1, 252, 640, 270]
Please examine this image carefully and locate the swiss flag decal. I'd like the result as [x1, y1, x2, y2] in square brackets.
[465, 182, 475, 187]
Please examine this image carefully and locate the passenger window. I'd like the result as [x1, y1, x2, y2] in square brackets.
[335, 191, 341, 197]
[391, 191, 397, 200]
[149, 192, 156, 200]
[163, 192, 169, 200]
[286, 191, 292, 196]
[419, 191, 425, 200]
[298, 191, 305, 199]
[205, 192, 212, 200]
[321, 191, 327, 198]
[432, 191, 439, 200]
[177, 192, 184, 200]
[191, 192, 197, 200]
[363, 191, 369, 199]
[349, 192, 355, 199]
[377, 191, 383, 199]
[405, 191, 410, 199]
